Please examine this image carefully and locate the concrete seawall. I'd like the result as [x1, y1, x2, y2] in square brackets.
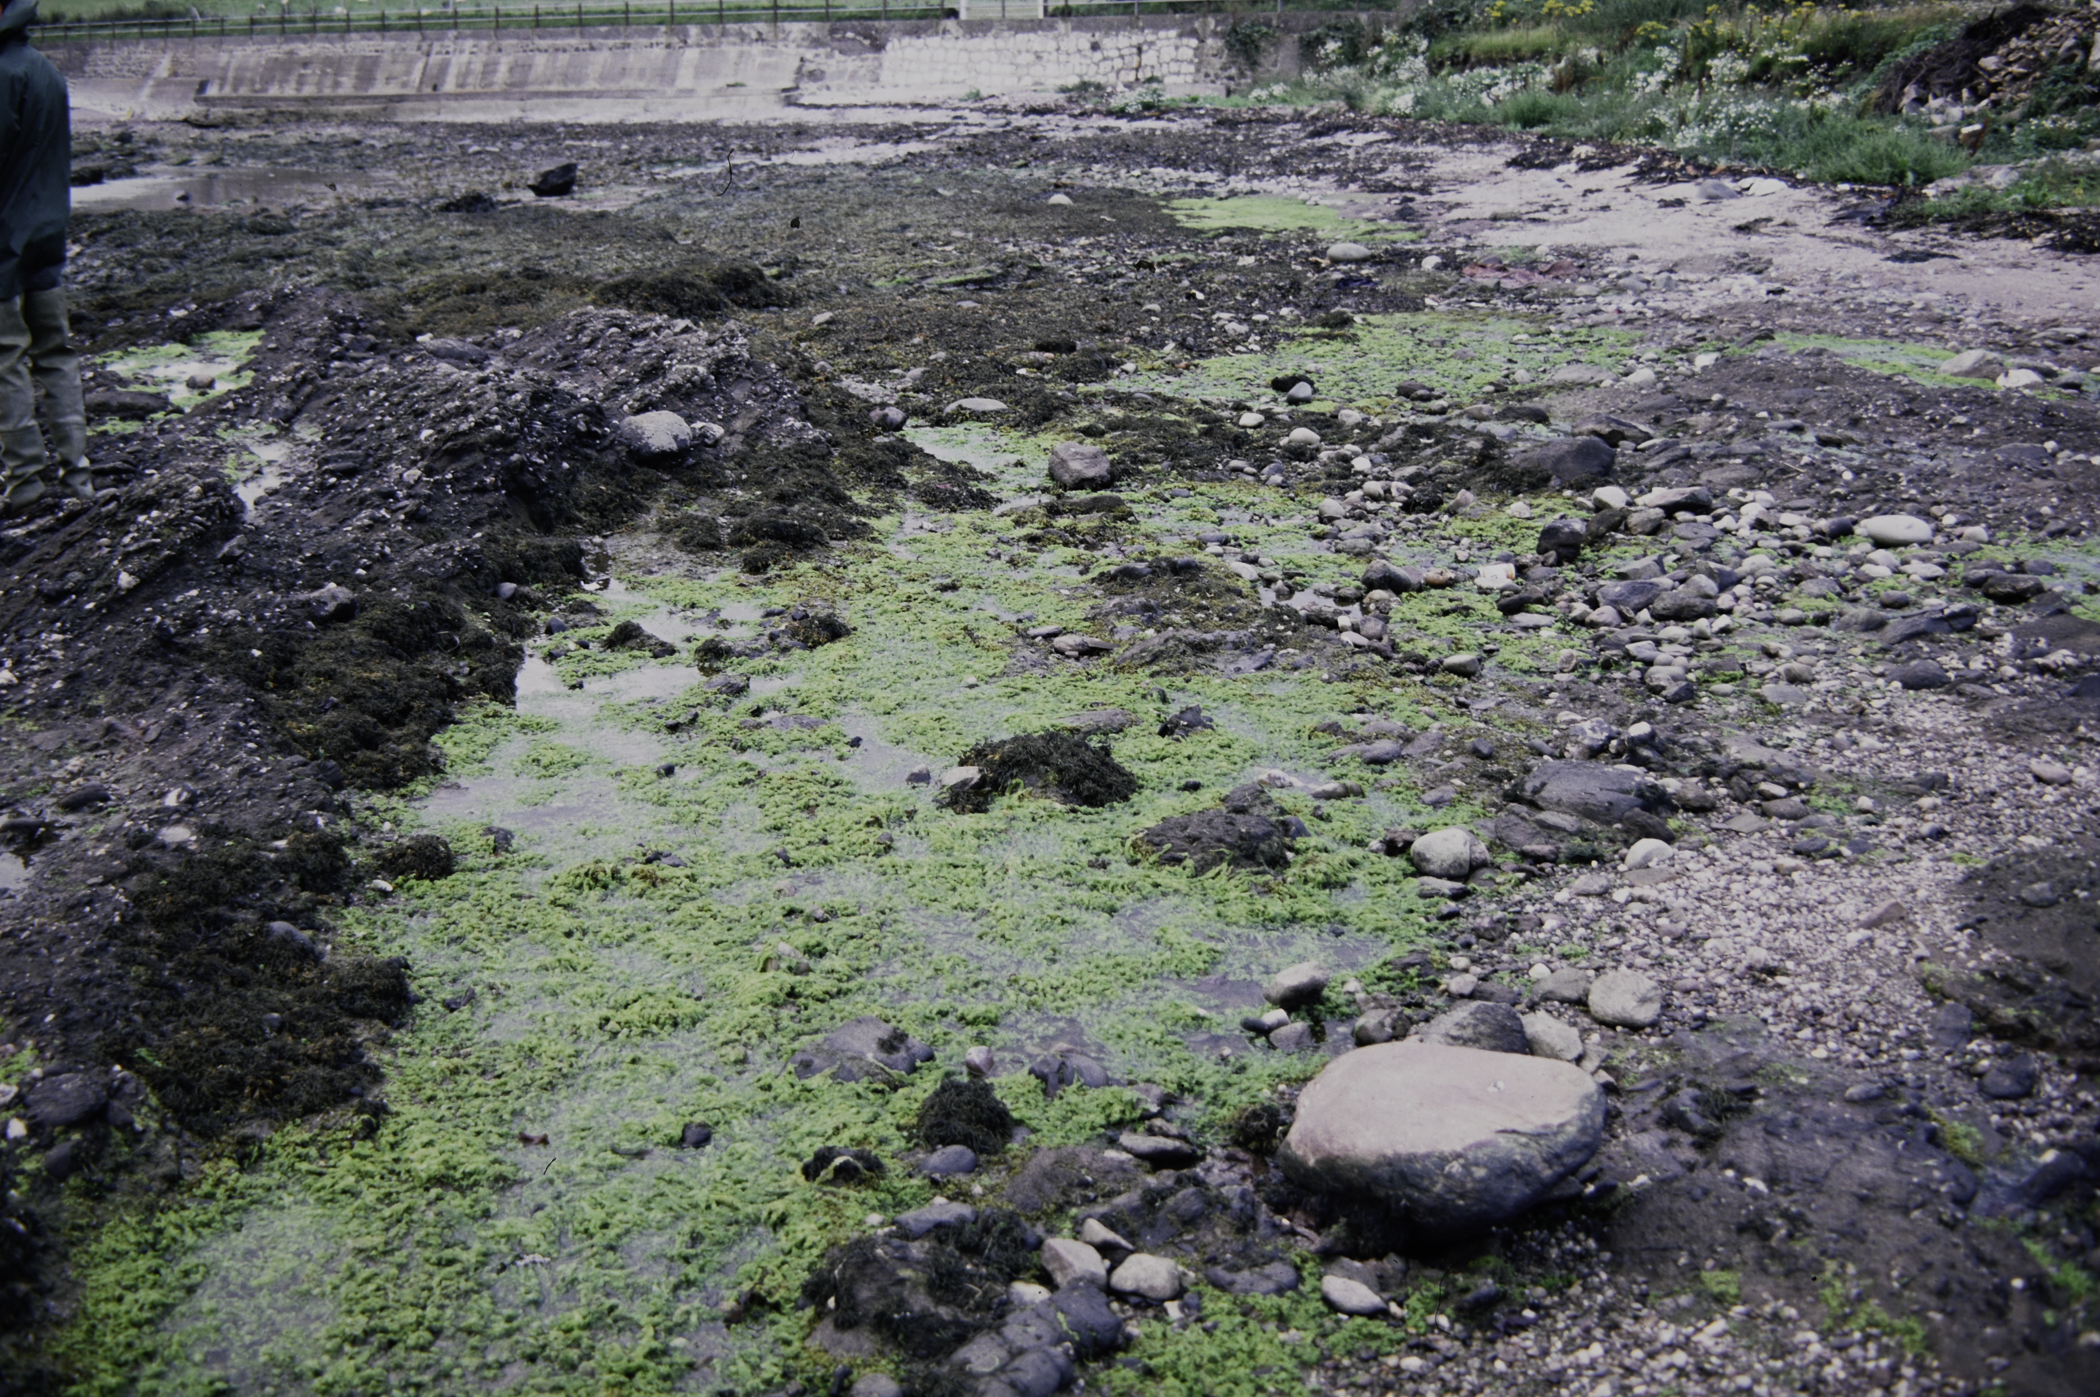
[43, 13, 1402, 122]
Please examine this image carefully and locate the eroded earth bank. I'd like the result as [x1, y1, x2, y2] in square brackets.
[3, 103, 2100, 1397]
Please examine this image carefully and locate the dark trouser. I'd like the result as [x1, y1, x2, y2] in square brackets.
[0, 259, 89, 508]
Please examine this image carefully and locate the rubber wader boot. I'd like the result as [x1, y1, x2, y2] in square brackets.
[22, 289, 88, 500]
[0, 297, 47, 513]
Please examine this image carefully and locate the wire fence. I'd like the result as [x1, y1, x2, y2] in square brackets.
[31, 0, 1313, 44]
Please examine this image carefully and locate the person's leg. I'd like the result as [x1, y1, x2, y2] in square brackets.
[21, 271, 88, 501]
[0, 293, 48, 513]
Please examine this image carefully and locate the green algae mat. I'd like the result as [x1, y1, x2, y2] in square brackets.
[53, 462, 1531, 1395]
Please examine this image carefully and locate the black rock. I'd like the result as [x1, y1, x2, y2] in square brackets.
[680, 1122, 715, 1149]
[1030, 1052, 1110, 1100]
[25, 1071, 108, 1130]
[1520, 760, 1668, 823]
[1536, 518, 1589, 561]
[1597, 578, 1668, 613]
[1417, 1001, 1529, 1054]
[528, 162, 578, 198]
[1512, 435, 1615, 487]
[1979, 1056, 2039, 1100]
[1158, 705, 1214, 739]
[264, 920, 320, 958]
[1205, 1259, 1302, 1295]
[1890, 660, 1952, 691]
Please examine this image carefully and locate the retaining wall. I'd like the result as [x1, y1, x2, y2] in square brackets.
[43, 13, 1405, 120]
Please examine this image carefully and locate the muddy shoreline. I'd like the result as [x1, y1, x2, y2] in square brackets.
[1, 105, 2097, 1395]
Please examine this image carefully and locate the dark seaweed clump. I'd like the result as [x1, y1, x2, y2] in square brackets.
[106, 832, 414, 1135]
[1135, 781, 1297, 873]
[915, 1076, 1016, 1155]
[371, 834, 457, 883]
[943, 731, 1138, 814]
[802, 1145, 886, 1185]
[799, 1209, 1041, 1360]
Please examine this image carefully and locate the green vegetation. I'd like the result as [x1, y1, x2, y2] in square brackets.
[1238, 2, 2100, 207]
[55, 462, 1482, 1394]
[1698, 1267, 1743, 1304]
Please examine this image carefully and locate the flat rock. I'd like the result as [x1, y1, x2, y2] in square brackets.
[1416, 1000, 1529, 1055]
[1858, 514, 1933, 546]
[1521, 1012, 1584, 1062]
[1940, 350, 2004, 380]
[947, 397, 1010, 416]
[1520, 760, 1665, 823]
[920, 1144, 979, 1178]
[25, 1072, 107, 1129]
[1513, 434, 1615, 485]
[1547, 363, 1617, 387]
[1048, 441, 1114, 489]
[1264, 960, 1331, 1009]
[1116, 1132, 1202, 1167]
[1588, 969, 1664, 1028]
[1040, 1237, 1108, 1290]
[1280, 1041, 1607, 1234]
[795, 1016, 935, 1082]
[1596, 578, 1668, 613]
[1206, 1260, 1301, 1296]
[1321, 1274, 1388, 1316]
[1108, 1252, 1183, 1300]
[1890, 660, 1952, 691]
[1535, 967, 1592, 1003]
[895, 1199, 976, 1238]
[1326, 241, 1375, 262]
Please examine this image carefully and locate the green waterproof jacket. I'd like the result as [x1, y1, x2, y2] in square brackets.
[0, 0, 69, 299]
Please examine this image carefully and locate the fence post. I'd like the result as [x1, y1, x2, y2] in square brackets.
[535, 4, 541, 28]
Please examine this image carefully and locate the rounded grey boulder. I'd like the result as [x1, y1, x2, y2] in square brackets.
[1279, 1041, 1606, 1235]
[1408, 826, 1489, 880]
[617, 410, 695, 465]
[1587, 969, 1664, 1028]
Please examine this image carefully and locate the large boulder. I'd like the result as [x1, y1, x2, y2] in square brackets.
[1279, 1041, 1606, 1234]
[1519, 760, 1667, 824]
[618, 410, 695, 465]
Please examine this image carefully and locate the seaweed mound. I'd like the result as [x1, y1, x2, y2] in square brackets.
[942, 732, 1138, 814]
[1135, 782, 1297, 873]
[371, 834, 456, 883]
[916, 1076, 1016, 1155]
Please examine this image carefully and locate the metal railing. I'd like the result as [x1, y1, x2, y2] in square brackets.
[30, 0, 1301, 44]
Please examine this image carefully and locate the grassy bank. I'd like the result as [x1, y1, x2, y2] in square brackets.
[1214, 1, 2100, 208]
